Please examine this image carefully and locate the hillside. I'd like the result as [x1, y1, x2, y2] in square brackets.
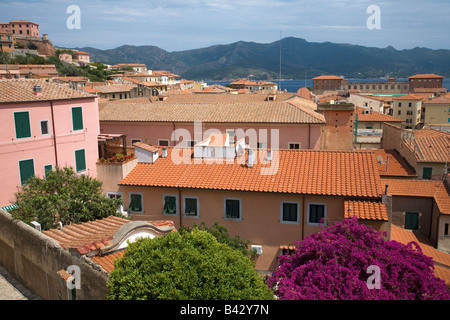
[77, 37, 450, 80]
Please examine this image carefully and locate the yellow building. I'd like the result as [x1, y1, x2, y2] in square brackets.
[391, 94, 423, 129]
[423, 95, 450, 125]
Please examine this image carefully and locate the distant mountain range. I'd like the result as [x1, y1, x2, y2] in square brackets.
[77, 37, 450, 81]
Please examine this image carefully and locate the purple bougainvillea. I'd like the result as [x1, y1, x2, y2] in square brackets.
[268, 217, 450, 300]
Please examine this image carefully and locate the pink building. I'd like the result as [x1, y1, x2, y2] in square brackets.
[96, 141, 388, 272]
[76, 51, 90, 64]
[98, 96, 325, 150]
[58, 52, 73, 63]
[0, 79, 99, 208]
[9, 20, 39, 37]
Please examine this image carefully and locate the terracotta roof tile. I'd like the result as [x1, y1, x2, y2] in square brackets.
[372, 149, 416, 177]
[120, 148, 383, 198]
[149, 92, 296, 103]
[312, 75, 344, 80]
[0, 79, 95, 103]
[391, 225, 450, 287]
[90, 250, 125, 273]
[382, 178, 450, 214]
[392, 93, 423, 100]
[408, 74, 444, 79]
[99, 100, 326, 124]
[355, 107, 402, 122]
[402, 129, 450, 163]
[344, 200, 388, 221]
[43, 216, 176, 254]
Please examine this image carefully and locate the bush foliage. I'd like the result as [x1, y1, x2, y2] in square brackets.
[268, 217, 450, 300]
[11, 166, 124, 230]
[106, 229, 274, 300]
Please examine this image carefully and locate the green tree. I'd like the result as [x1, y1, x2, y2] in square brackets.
[11, 166, 124, 230]
[106, 229, 274, 300]
[179, 222, 257, 263]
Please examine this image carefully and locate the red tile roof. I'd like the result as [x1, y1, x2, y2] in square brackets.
[313, 75, 344, 80]
[120, 148, 383, 198]
[382, 178, 450, 214]
[391, 225, 450, 287]
[43, 216, 175, 254]
[344, 200, 388, 221]
[408, 74, 444, 79]
[99, 100, 326, 124]
[0, 79, 95, 103]
[355, 107, 402, 122]
[402, 129, 450, 163]
[372, 149, 416, 177]
[392, 94, 423, 100]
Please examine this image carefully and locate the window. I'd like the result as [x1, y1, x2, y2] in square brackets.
[158, 139, 169, 146]
[19, 159, 35, 185]
[163, 195, 177, 215]
[405, 212, 419, 230]
[107, 192, 123, 200]
[75, 149, 86, 172]
[187, 140, 197, 147]
[422, 167, 432, 180]
[44, 164, 53, 178]
[257, 142, 267, 149]
[308, 203, 326, 224]
[281, 202, 299, 224]
[224, 198, 241, 220]
[398, 102, 402, 107]
[129, 193, 143, 213]
[408, 103, 412, 107]
[288, 143, 300, 150]
[131, 138, 142, 145]
[398, 110, 402, 115]
[14, 111, 31, 139]
[444, 223, 449, 236]
[40, 120, 49, 135]
[184, 196, 199, 217]
[72, 107, 83, 131]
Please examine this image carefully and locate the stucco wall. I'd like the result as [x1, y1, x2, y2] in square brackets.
[115, 185, 386, 271]
[100, 121, 322, 150]
[0, 210, 109, 300]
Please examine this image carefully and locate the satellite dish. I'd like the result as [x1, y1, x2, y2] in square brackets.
[377, 155, 384, 164]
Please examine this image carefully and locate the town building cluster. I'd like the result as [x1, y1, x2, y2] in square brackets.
[0, 19, 449, 300]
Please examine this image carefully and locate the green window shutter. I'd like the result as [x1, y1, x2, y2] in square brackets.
[185, 198, 197, 215]
[44, 165, 53, 178]
[72, 107, 83, 131]
[14, 112, 31, 139]
[19, 159, 35, 185]
[283, 203, 298, 222]
[405, 212, 419, 230]
[423, 167, 432, 180]
[163, 196, 176, 214]
[75, 149, 86, 172]
[129, 194, 142, 212]
[309, 204, 324, 223]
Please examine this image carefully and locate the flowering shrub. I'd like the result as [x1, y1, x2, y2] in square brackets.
[268, 217, 450, 300]
[98, 153, 135, 163]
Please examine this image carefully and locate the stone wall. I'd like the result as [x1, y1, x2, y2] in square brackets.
[0, 209, 109, 300]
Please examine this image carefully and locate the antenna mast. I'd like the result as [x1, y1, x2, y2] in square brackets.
[279, 31, 282, 92]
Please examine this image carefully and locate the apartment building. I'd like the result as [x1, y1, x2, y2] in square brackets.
[409, 74, 444, 91]
[0, 79, 99, 208]
[96, 139, 387, 272]
[312, 75, 346, 94]
[0, 20, 39, 37]
[391, 94, 423, 129]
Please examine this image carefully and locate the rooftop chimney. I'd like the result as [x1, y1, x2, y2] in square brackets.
[161, 147, 167, 158]
[247, 149, 254, 167]
[267, 149, 272, 161]
[33, 85, 42, 96]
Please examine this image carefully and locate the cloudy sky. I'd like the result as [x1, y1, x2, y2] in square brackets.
[1, 0, 450, 52]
